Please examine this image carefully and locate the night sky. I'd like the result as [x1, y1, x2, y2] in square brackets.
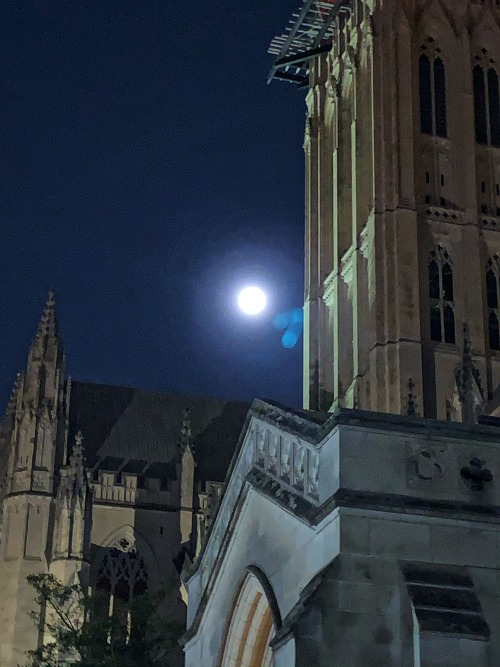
[0, 1, 305, 410]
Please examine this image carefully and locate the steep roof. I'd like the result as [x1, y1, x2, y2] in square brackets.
[68, 381, 249, 483]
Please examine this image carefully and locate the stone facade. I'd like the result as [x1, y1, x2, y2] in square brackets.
[300, 0, 500, 418]
[0, 295, 248, 667]
[184, 1, 500, 666]
[183, 401, 500, 667]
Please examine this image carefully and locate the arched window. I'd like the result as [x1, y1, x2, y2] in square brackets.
[419, 40, 448, 138]
[486, 256, 500, 350]
[429, 246, 455, 344]
[488, 68, 500, 146]
[473, 52, 500, 146]
[94, 544, 148, 645]
[221, 569, 282, 667]
[474, 65, 488, 144]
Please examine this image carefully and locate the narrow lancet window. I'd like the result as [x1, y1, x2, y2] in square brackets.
[487, 257, 500, 350]
[434, 58, 447, 137]
[488, 68, 500, 146]
[420, 54, 433, 135]
[474, 65, 488, 144]
[429, 247, 455, 344]
[473, 54, 500, 147]
[419, 42, 448, 138]
[489, 312, 500, 351]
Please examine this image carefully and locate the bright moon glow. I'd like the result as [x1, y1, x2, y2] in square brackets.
[238, 286, 267, 315]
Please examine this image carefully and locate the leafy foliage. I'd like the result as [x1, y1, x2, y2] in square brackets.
[23, 573, 184, 667]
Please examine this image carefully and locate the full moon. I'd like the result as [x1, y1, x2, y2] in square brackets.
[237, 286, 267, 315]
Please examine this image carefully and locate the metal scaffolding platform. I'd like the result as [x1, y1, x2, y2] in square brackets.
[268, 0, 351, 86]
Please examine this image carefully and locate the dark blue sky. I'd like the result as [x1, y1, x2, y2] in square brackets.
[0, 1, 305, 409]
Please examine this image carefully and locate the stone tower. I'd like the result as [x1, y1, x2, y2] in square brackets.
[0, 294, 88, 667]
[273, 0, 500, 417]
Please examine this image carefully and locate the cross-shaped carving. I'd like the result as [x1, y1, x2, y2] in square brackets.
[460, 457, 493, 491]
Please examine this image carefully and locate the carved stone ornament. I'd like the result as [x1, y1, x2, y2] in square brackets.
[407, 442, 447, 489]
[460, 458, 493, 492]
[32, 472, 49, 491]
[114, 537, 134, 553]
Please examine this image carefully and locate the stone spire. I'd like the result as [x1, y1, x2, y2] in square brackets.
[29, 291, 62, 363]
[454, 323, 484, 426]
[5, 293, 68, 496]
[179, 408, 194, 454]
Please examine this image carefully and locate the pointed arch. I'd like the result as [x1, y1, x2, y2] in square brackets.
[428, 246, 456, 344]
[220, 566, 282, 667]
[472, 48, 500, 146]
[93, 524, 160, 587]
[418, 39, 448, 137]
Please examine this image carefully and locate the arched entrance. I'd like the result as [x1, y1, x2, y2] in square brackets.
[220, 567, 281, 667]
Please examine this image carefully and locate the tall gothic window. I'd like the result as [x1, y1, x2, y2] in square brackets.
[419, 40, 448, 138]
[429, 246, 455, 344]
[94, 544, 148, 644]
[473, 52, 500, 147]
[487, 256, 500, 350]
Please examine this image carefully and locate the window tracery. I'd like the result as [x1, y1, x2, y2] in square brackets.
[428, 246, 455, 344]
[419, 39, 448, 138]
[473, 50, 500, 147]
[93, 544, 148, 644]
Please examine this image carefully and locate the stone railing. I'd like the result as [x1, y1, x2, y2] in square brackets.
[198, 414, 326, 592]
[252, 421, 321, 504]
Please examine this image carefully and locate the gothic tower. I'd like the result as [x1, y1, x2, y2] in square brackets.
[0, 294, 86, 667]
[270, 0, 500, 417]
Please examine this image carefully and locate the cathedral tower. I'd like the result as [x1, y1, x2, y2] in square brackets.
[0, 294, 74, 667]
[270, 0, 500, 418]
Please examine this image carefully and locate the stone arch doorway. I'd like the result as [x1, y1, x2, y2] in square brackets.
[220, 566, 281, 667]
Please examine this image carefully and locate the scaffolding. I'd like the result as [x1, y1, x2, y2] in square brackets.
[268, 0, 352, 86]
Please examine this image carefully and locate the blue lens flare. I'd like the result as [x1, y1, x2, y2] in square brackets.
[273, 308, 304, 349]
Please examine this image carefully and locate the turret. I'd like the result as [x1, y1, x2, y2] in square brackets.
[0, 294, 70, 667]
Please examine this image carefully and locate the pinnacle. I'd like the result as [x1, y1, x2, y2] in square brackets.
[36, 291, 59, 339]
[30, 292, 61, 358]
[180, 408, 194, 453]
[66, 430, 87, 494]
[69, 431, 85, 471]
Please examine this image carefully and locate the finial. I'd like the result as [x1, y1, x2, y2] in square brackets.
[454, 323, 484, 426]
[406, 378, 418, 417]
